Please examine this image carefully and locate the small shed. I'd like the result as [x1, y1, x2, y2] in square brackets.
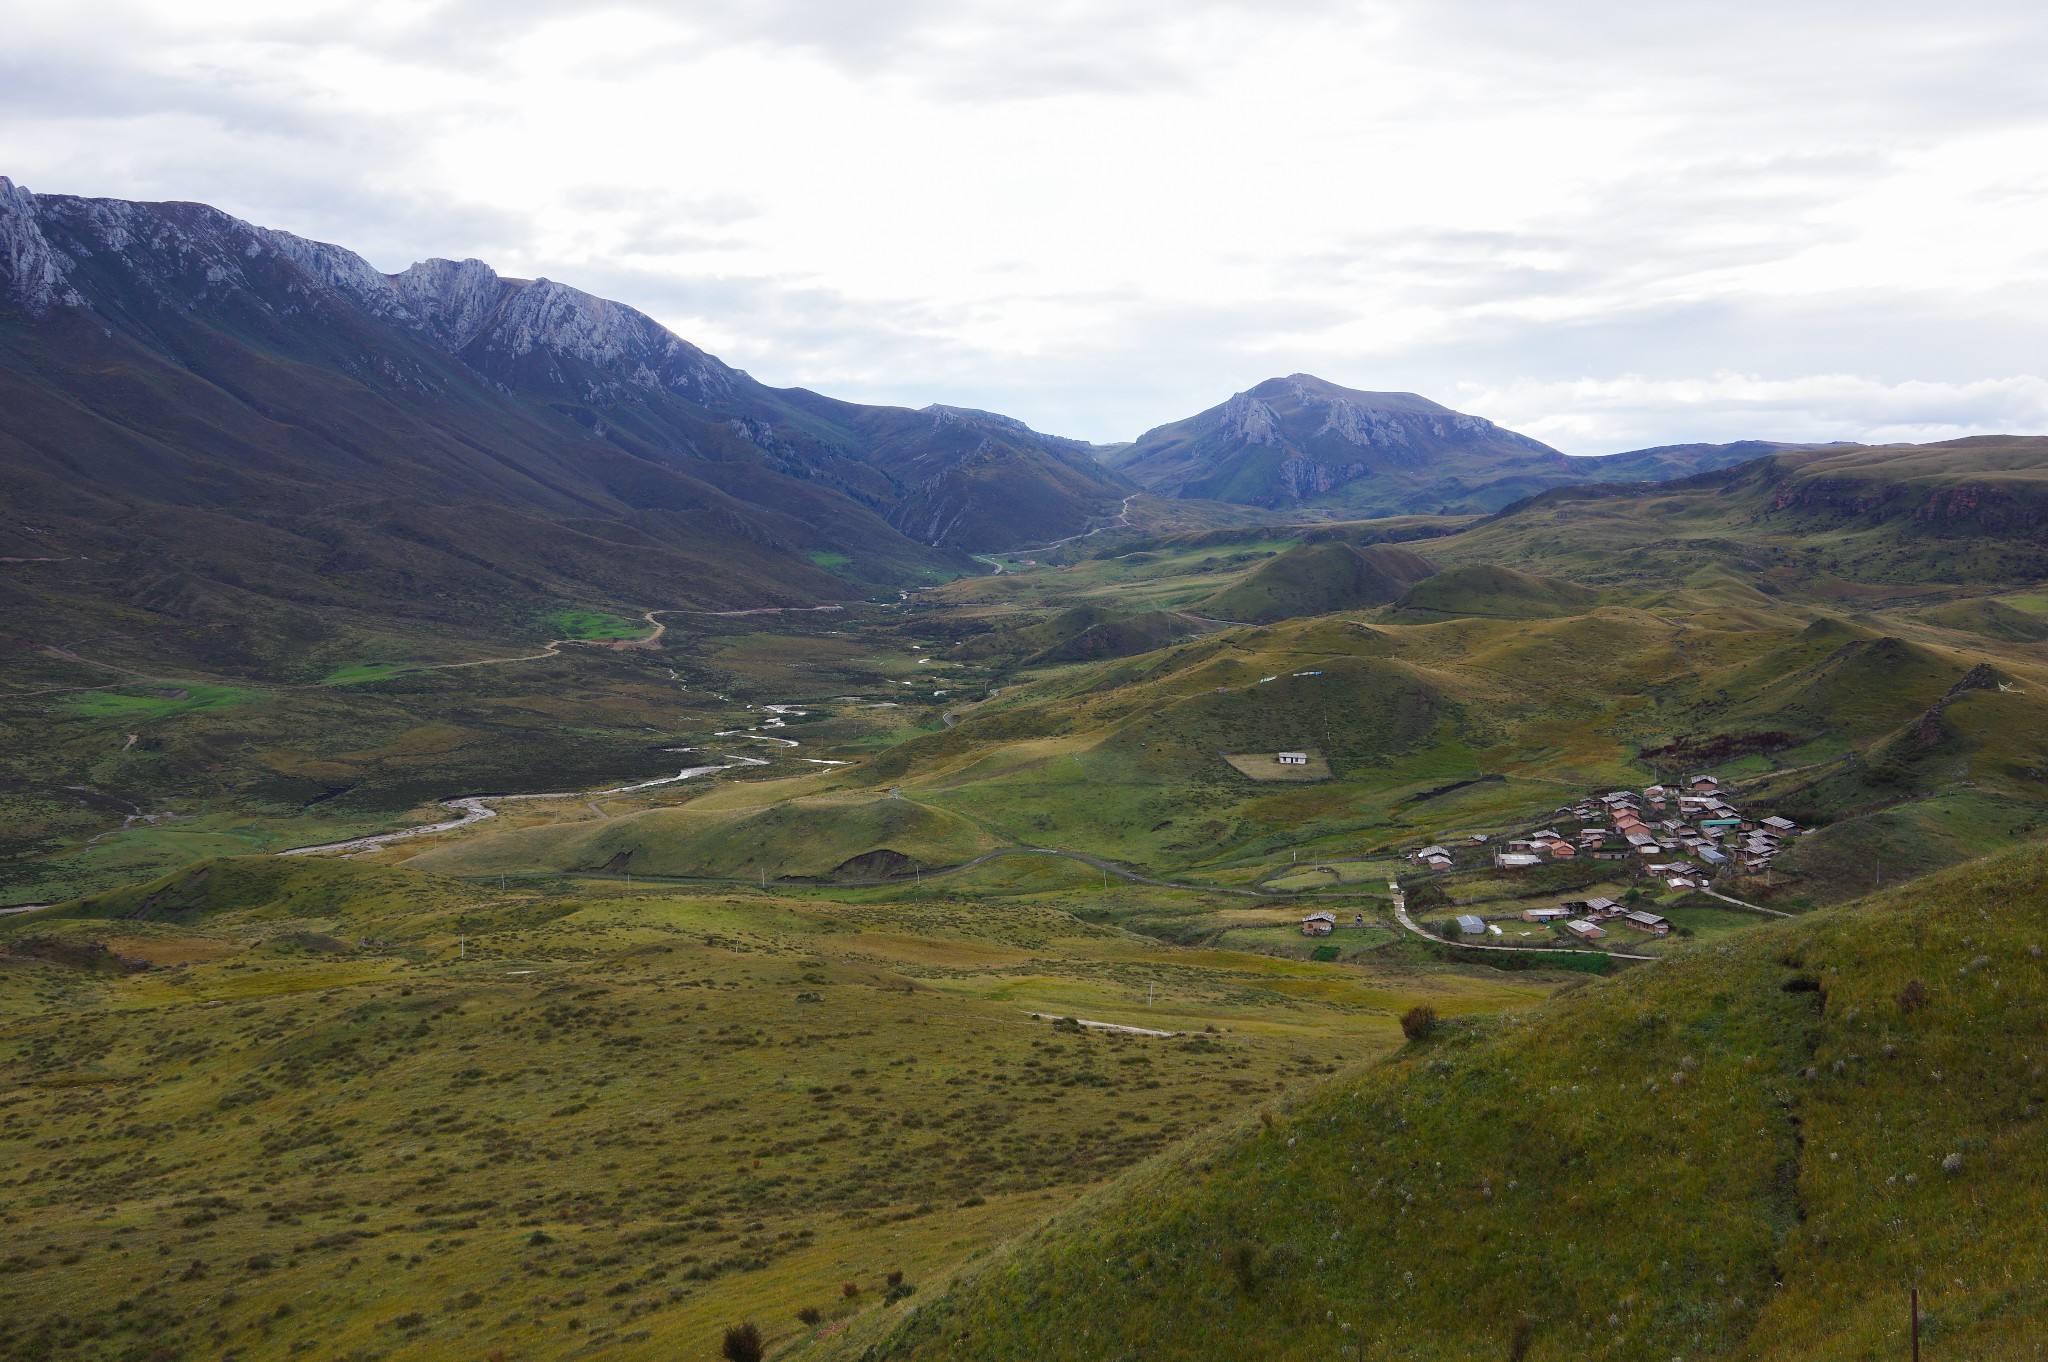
[1455, 914, 1486, 936]
[1277, 751, 1309, 766]
[1623, 909, 1670, 935]
[1565, 918, 1605, 939]
[1301, 910, 1337, 937]
[1522, 906, 1570, 922]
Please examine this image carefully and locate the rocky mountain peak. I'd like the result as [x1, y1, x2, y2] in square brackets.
[0, 177, 86, 316]
[388, 257, 509, 351]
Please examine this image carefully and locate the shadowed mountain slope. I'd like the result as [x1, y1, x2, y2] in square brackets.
[0, 177, 1130, 675]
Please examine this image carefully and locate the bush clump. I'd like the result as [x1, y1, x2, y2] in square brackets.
[1400, 1005, 1437, 1041]
[722, 1322, 764, 1362]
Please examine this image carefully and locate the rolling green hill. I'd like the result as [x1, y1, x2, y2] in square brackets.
[843, 841, 2048, 1361]
[409, 794, 1002, 882]
[953, 606, 1200, 666]
[1197, 541, 1437, 623]
[1385, 563, 1598, 621]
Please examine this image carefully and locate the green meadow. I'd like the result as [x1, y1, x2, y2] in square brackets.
[0, 856, 1558, 1362]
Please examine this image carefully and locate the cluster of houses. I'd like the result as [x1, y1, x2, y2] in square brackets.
[1387, 774, 1808, 944]
[1523, 897, 1670, 940]
[1400, 774, 1800, 888]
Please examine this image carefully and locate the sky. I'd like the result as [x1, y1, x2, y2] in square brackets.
[6, 0, 2048, 452]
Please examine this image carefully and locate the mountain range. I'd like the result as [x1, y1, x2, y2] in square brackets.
[1104, 374, 1833, 514]
[0, 177, 1886, 674]
[0, 176, 1128, 605]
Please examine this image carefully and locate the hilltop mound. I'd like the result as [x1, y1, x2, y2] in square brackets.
[849, 842, 2048, 1362]
[1094, 655, 1445, 777]
[1027, 610, 1199, 664]
[1386, 563, 1597, 620]
[407, 794, 1000, 881]
[1918, 598, 2048, 643]
[956, 605, 1201, 666]
[1197, 541, 1437, 623]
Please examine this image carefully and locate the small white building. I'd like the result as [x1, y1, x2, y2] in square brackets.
[1277, 751, 1309, 766]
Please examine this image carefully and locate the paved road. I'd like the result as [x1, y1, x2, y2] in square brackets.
[973, 495, 1138, 573]
[1388, 887, 1658, 962]
[942, 685, 1003, 729]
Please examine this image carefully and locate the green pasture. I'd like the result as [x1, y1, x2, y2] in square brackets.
[62, 680, 262, 720]
[538, 608, 652, 641]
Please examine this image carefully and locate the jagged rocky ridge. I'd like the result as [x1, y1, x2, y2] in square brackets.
[0, 176, 1126, 554]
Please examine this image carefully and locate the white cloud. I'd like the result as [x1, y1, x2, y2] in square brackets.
[6, 0, 2048, 448]
[1463, 373, 2048, 454]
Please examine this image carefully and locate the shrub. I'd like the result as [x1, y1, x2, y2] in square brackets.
[796, 1306, 823, 1326]
[1896, 978, 1929, 1013]
[1509, 1316, 1535, 1361]
[842, 1280, 861, 1298]
[1223, 1241, 1263, 1292]
[1400, 1005, 1437, 1042]
[886, 1269, 904, 1287]
[721, 1322, 764, 1362]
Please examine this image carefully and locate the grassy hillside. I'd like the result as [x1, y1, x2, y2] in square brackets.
[1386, 563, 1598, 621]
[1197, 541, 1436, 624]
[410, 794, 1003, 882]
[0, 854, 1559, 1362]
[845, 841, 2048, 1361]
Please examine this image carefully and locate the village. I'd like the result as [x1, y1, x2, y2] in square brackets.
[1297, 772, 1804, 950]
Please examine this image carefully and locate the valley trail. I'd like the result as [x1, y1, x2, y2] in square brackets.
[275, 757, 769, 857]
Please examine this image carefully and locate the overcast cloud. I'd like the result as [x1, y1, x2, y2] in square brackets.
[6, 0, 2048, 450]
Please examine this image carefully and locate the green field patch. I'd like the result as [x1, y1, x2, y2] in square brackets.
[317, 661, 415, 685]
[808, 550, 854, 568]
[62, 681, 261, 720]
[537, 607, 650, 641]
[1222, 750, 1331, 782]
